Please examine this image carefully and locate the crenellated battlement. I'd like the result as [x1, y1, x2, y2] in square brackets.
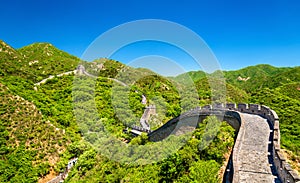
[147, 103, 300, 183]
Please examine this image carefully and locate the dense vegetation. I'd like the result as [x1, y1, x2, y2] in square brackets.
[64, 118, 234, 183]
[0, 83, 67, 182]
[0, 40, 299, 182]
[0, 40, 79, 82]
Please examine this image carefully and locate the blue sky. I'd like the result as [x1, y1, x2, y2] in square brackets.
[0, 0, 299, 74]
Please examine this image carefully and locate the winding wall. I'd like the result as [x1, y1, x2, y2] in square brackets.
[148, 103, 300, 183]
[36, 66, 299, 182]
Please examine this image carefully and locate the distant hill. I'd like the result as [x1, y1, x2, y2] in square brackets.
[0, 40, 80, 82]
[223, 64, 294, 91]
[194, 77, 249, 105]
[173, 64, 297, 92]
[261, 67, 300, 89]
[173, 70, 206, 83]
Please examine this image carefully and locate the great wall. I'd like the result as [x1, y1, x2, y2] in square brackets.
[47, 158, 78, 183]
[39, 65, 299, 182]
[141, 103, 300, 183]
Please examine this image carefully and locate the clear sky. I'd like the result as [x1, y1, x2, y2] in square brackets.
[0, 0, 299, 73]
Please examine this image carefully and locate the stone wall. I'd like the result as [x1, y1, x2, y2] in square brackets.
[139, 105, 156, 130]
[147, 103, 300, 183]
[47, 158, 78, 183]
[233, 103, 300, 183]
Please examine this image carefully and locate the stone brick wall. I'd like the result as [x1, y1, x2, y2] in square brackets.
[139, 105, 156, 130]
[47, 158, 78, 183]
[233, 103, 300, 183]
[147, 103, 300, 183]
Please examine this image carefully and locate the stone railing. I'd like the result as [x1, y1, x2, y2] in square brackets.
[147, 103, 300, 183]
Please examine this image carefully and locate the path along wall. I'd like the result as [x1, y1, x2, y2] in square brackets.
[147, 103, 300, 183]
[235, 103, 300, 183]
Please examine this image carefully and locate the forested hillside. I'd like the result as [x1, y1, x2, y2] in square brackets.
[0, 82, 67, 182]
[0, 40, 299, 182]
[175, 64, 300, 172]
[0, 41, 79, 83]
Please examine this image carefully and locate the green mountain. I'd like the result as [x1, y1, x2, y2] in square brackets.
[0, 41, 80, 83]
[174, 64, 297, 92]
[261, 67, 300, 89]
[0, 82, 67, 182]
[194, 77, 249, 104]
[18, 43, 80, 82]
[173, 70, 206, 83]
[0, 40, 299, 182]
[223, 64, 294, 91]
[0, 40, 24, 77]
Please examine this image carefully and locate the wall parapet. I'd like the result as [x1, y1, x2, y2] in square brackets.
[147, 103, 300, 183]
[222, 103, 299, 183]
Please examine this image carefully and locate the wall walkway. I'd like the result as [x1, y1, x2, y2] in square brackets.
[147, 103, 300, 183]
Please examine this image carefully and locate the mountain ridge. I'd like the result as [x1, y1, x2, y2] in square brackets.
[1, 40, 297, 76]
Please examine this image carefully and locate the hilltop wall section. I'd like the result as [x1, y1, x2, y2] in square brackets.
[147, 103, 300, 183]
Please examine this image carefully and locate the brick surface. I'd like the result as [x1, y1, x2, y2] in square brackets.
[235, 113, 277, 182]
